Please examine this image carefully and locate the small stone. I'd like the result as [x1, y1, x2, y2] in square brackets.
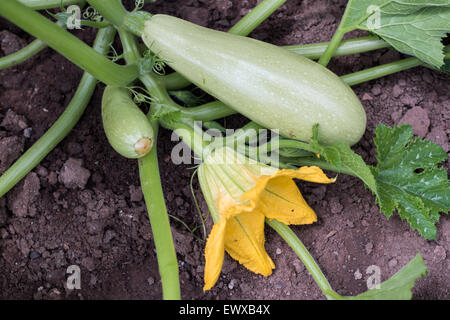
[81, 257, 95, 271]
[86, 221, 103, 235]
[59, 158, 91, 189]
[354, 269, 363, 280]
[103, 229, 116, 243]
[47, 172, 58, 185]
[392, 85, 403, 98]
[29, 251, 41, 260]
[433, 246, 446, 263]
[276, 248, 282, 255]
[1, 109, 28, 133]
[391, 109, 403, 123]
[23, 128, 33, 138]
[36, 166, 48, 177]
[371, 84, 382, 96]
[388, 258, 398, 268]
[326, 230, 337, 239]
[0, 30, 26, 56]
[89, 275, 98, 286]
[400, 94, 420, 107]
[228, 279, 237, 290]
[365, 242, 373, 255]
[292, 259, 304, 274]
[147, 277, 155, 286]
[362, 93, 373, 101]
[48, 288, 61, 299]
[329, 197, 343, 214]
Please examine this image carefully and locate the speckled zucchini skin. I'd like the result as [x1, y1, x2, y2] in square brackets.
[143, 14, 366, 145]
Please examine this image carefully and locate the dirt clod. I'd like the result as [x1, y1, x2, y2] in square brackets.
[0, 30, 26, 55]
[7, 172, 40, 217]
[1, 109, 28, 133]
[58, 158, 91, 189]
[399, 106, 430, 138]
[0, 136, 24, 174]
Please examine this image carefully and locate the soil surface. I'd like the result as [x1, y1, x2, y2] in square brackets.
[0, 0, 449, 300]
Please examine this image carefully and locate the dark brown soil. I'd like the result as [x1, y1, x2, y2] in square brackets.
[0, 0, 449, 300]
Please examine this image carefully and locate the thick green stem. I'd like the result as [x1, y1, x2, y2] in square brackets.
[138, 121, 181, 300]
[318, 28, 345, 67]
[285, 35, 389, 60]
[119, 29, 181, 300]
[0, 26, 116, 198]
[317, 1, 355, 67]
[0, 20, 68, 70]
[0, 38, 47, 70]
[267, 219, 341, 300]
[86, 0, 127, 28]
[0, 0, 138, 86]
[229, 0, 287, 36]
[18, 0, 85, 9]
[180, 101, 236, 121]
[341, 57, 423, 86]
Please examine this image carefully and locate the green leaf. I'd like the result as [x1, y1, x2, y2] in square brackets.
[372, 124, 450, 239]
[340, 0, 450, 68]
[442, 45, 450, 74]
[150, 103, 180, 121]
[309, 125, 378, 197]
[349, 253, 428, 300]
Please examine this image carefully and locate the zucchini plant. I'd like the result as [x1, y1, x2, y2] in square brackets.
[0, 0, 448, 300]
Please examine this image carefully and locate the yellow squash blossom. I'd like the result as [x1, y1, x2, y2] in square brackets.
[198, 147, 335, 291]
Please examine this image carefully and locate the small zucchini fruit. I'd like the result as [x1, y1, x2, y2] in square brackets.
[142, 15, 366, 145]
[102, 86, 154, 159]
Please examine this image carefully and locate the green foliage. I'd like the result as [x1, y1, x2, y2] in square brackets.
[372, 124, 450, 239]
[349, 254, 428, 300]
[341, 0, 450, 68]
[310, 124, 378, 196]
[310, 124, 449, 240]
[140, 46, 168, 75]
[442, 45, 450, 74]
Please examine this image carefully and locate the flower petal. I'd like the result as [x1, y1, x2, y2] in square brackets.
[204, 219, 227, 291]
[241, 166, 335, 225]
[278, 166, 336, 184]
[223, 210, 275, 276]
